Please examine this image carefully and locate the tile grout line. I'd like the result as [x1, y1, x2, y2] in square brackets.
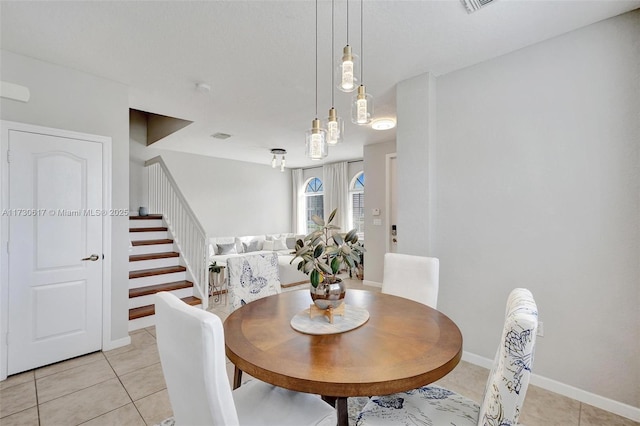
[103, 347, 149, 424]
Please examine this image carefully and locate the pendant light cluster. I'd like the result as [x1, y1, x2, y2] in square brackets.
[270, 148, 287, 172]
[305, 0, 373, 161]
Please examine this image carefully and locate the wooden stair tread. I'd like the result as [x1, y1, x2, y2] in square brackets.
[129, 280, 193, 298]
[129, 252, 179, 262]
[129, 265, 186, 279]
[129, 227, 168, 232]
[129, 296, 201, 320]
[131, 239, 173, 246]
[129, 214, 163, 220]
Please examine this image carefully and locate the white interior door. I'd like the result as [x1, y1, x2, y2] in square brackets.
[7, 129, 103, 375]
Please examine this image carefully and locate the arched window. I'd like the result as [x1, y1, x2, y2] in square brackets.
[304, 177, 324, 233]
[350, 172, 365, 238]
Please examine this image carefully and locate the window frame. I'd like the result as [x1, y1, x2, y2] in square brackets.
[349, 172, 365, 240]
[304, 177, 324, 233]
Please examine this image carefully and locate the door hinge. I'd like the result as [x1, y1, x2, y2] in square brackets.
[6, 150, 11, 163]
[5, 332, 9, 345]
[6, 241, 9, 254]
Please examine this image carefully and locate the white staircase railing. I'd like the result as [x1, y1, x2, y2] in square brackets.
[145, 156, 208, 309]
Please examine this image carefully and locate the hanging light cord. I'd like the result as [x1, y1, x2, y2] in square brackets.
[315, 0, 319, 117]
[331, 0, 335, 106]
[360, 0, 364, 83]
[346, 0, 350, 46]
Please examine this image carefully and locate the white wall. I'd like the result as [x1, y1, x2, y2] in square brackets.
[130, 111, 292, 237]
[363, 141, 396, 284]
[400, 11, 638, 409]
[0, 50, 130, 346]
[397, 73, 437, 257]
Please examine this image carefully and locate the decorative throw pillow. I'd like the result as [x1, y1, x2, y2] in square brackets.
[243, 240, 260, 253]
[273, 237, 288, 251]
[286, 237, 297, 250]
[217, 243, 237, 255]
[262, 240, 275, 251]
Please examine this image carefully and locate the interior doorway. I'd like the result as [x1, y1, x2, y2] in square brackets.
[1, 121, 111, 377]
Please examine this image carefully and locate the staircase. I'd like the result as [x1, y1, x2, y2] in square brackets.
[128, 214, 201, 331]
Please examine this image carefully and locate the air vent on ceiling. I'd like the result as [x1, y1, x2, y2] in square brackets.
[211, 132, 232, 140]
[461, 0, 495, 13]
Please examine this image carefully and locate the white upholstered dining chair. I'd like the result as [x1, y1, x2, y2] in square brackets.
[381, 253, 439, 308]
[356, 288, 538, 426]
[154, 292, 336, 426]
[227, 252, 281, 311]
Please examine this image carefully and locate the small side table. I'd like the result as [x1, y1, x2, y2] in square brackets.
[209, 265, 227, 305]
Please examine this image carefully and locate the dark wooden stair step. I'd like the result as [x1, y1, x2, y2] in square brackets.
[129, 296, 201, 320]
[129, 227, 168, 232]
[129, 214, 163, 220]
[131, 239, 173, 246]
[129, 265, 186, 279]
[129, 252, 179, 262]
[129, 280, 193, 298]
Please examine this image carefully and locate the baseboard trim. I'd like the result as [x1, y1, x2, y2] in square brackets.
[462, 351, 640, 422]
[363, 279, 381, 288]
[102, 335, 131, 352]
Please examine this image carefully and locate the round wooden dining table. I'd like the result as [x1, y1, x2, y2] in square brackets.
[224, 289, 463, 426]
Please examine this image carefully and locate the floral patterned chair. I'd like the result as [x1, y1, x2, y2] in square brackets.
[356, 288, 538, 426]
[227, 252, 282, 311]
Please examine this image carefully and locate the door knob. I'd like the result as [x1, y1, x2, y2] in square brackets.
[81, 254, 100, 261]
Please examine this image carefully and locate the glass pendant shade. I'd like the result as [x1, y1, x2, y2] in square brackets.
[352, 85, 373, 125]
[324, 107, 344, 145]
[336, 45, 359, 92]
[305, 119, 328, 160]
[271, 155, 277, 168]
[280, 156, 286, 172]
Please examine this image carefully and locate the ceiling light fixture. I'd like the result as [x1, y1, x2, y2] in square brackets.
[351, 0, 373, 125]
[371, 118, 396, 130]
[270, 148, 287, 172]
[305, 0, 328, 161]
[211, 132, 231, 140]
[325, 0, 344, 146]
[337, 0, 359, 92]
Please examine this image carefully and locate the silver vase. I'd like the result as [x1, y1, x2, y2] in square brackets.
[310, 278, 346, 310]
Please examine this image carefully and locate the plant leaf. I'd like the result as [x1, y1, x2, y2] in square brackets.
[310, 270, 321, 287]
[327, 208, 337, 224]
[319, 262, 333, 274]
[332, 233, 344, 245]
[344, 256, 355, 268]
[304, 261, 316, 273]
[313, 244, 324, 259]
[331, 257, 341, 274]
[345, 229, 357, 243]
[311, 215, 325, 226]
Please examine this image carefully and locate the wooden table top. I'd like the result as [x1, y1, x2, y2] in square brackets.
[224, 289, 463, 398]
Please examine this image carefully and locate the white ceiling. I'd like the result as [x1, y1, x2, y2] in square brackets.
[2, 0, 638, 168]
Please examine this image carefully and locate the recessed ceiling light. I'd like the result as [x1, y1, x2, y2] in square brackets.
[211, 132, 231, 140]
[371, 118, 396, 130]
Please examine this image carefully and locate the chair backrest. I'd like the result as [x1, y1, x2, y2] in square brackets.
[478, 288, 538, 426]
[381, 253, 439, 308]
[155, 292, 239, 426]
[227, 252, 282, 310]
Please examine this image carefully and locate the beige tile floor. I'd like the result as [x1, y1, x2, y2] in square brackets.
[1, 278, 637, 426]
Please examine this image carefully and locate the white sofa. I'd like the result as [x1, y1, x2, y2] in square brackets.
[208, 233, 309, 288]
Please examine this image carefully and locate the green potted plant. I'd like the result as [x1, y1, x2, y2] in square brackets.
[209, 261, 222, 274]
[291, 208, 365, 309]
